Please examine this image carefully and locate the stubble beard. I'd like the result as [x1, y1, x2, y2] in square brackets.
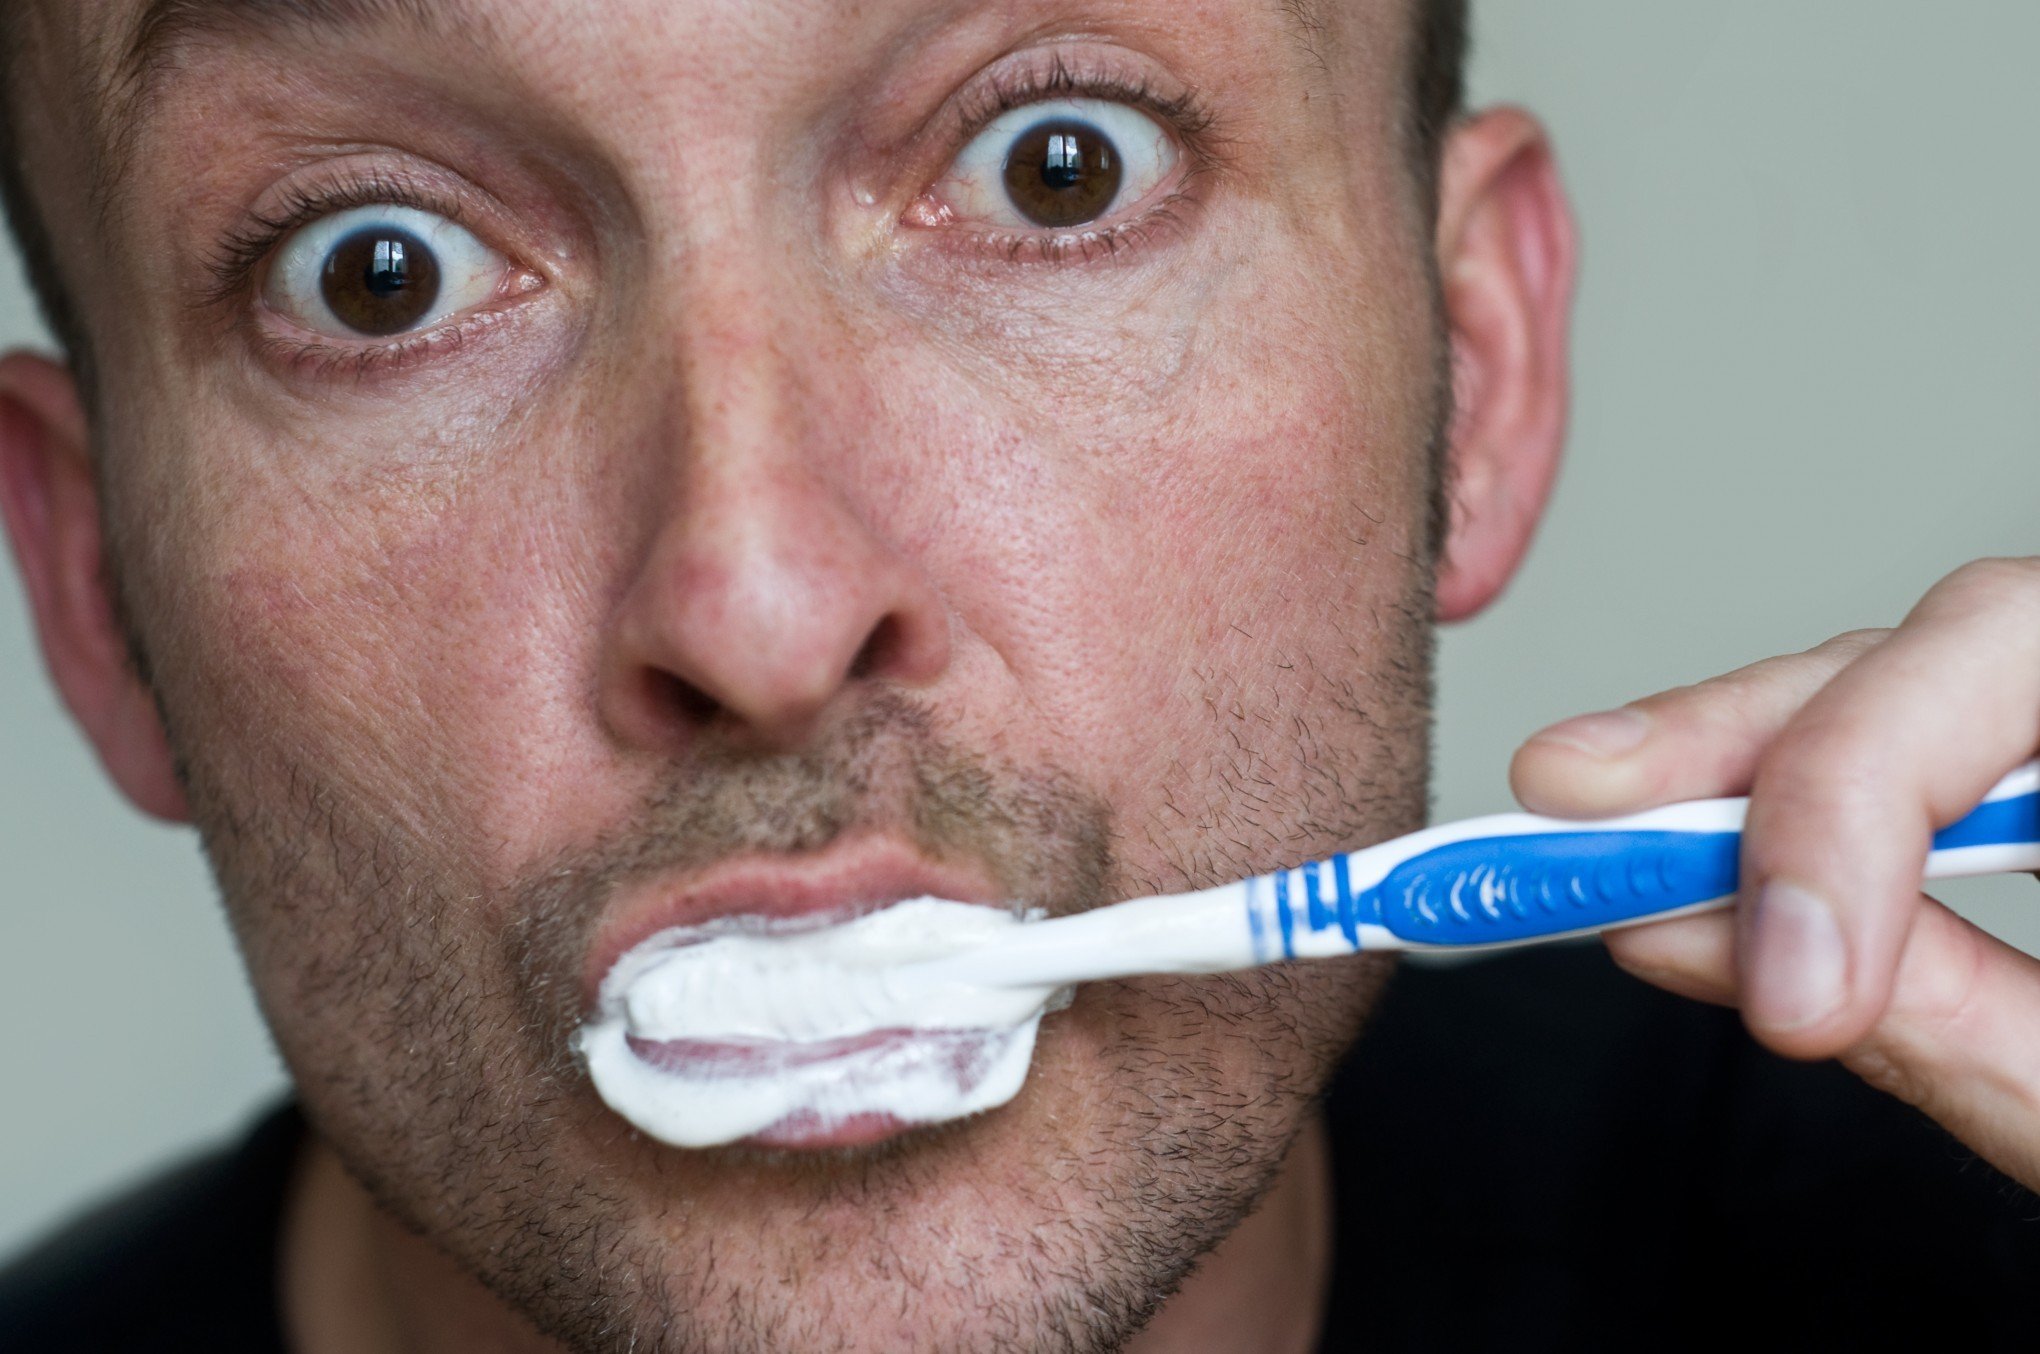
[140, 671, 1413, 1352]
[120, 334, 1448, 1354]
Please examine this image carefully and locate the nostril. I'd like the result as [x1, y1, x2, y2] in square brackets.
[645, 667, 721, 727]
[847, 616, 902, 682]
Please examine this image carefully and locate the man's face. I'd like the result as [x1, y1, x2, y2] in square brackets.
[22, 0, 1447, 1347]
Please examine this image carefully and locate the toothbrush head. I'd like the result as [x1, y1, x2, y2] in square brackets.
[573, 898, 1070, 1148]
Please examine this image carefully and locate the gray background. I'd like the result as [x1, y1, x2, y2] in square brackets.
[5, 3, 2037, 1256]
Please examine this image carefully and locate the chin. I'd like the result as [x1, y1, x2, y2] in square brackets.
[471, 979, 1344, 1352]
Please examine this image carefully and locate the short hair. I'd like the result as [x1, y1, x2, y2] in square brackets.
[1408, 0, 1469, 201]
[0, 0, 1468, 379]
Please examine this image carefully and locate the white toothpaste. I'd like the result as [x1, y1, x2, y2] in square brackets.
[575, 898, 1069, 1147]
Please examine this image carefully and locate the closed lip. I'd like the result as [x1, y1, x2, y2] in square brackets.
[577, 832, 1005, 1013]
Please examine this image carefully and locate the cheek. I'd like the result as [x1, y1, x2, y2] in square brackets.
[874, 239, 1437, 886]
[118, 193, 1435, 909]
[124, 408, 639, 888]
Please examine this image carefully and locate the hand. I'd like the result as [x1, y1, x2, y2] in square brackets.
[1510, 558, 2040, 1193]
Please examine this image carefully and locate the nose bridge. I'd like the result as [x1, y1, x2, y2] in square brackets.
[612, 196, 776, 502]
[665, 261, 846, 585]
[600, 251, 950, 752]
[672, 232, 813, 455]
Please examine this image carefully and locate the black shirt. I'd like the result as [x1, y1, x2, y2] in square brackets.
[6, 944, 2036, 1351]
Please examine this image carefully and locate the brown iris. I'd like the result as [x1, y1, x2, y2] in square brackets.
[1001, 118, 1122, 229]
[319, 227, 441, 337]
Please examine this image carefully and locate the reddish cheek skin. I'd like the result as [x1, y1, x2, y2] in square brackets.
[1088, 426, 1411, 834]
[154, 431, 636, 890]
[876, 242, 1430, 888]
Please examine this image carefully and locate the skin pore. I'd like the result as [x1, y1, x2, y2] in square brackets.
[0, 1, 1572, 1350]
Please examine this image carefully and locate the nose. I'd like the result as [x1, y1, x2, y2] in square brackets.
[600, 322, 951, 755]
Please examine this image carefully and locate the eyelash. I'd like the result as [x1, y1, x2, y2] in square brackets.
[202, 58, 1217, 377]
[936, 55, 1219, 266]
[201, 169, 503, 380]
[955, 55, 1215, 143]
[202, 169, 469, 309]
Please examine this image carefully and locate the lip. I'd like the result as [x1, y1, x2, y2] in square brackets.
[578, 833, 1004, 1012]
[626, 1029, 989, 1149]
[620, 1025, 1030, 1150]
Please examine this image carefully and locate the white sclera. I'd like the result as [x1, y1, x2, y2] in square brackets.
[264, 203, 508, 340]
[938, 97, 1178, 231]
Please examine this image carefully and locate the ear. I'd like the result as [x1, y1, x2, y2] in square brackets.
[0, 351, 190, 821]
[1430, 107, 1577, 623]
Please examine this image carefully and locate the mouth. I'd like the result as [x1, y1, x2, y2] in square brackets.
[577, 837, 1035, 1150]
[579, 834, 1007, 1013]
[622, 1026, 1038, 1150]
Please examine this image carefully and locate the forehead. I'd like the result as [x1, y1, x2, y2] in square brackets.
[93, 0, 1350, 90]
[23, 0, 1393, 234]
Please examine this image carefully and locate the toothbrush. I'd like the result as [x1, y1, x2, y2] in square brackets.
[585, 759, 2040, 1148]
[909, 758, 2040, 993]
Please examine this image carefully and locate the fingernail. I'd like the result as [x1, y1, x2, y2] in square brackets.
[1530, 707, 1651, 759]
[1745, 880, 1848, 1032]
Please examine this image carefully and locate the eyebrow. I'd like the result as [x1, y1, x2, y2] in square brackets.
[96, 0, 1327, 198]
[112, 0, 453, 109]
[90, 0, 464, 212]
[111, 0, 1326, 103]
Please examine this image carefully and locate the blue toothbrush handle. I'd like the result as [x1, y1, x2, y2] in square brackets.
[1343, 761, 2040, 950]
[1370, 825, 1740, 947]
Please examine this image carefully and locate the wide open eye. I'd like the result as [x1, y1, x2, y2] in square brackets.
[937, 97, 1179, 232]
[263, 204, 510, 340]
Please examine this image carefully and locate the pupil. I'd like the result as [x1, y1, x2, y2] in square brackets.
[321, 226, 442, 337]
[1002, 119, 1122, 230]
[1040, 133, 1085, 190]
[368, 238, 409, 296]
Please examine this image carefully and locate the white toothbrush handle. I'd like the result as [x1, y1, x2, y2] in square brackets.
[930, 882, 1263, 989]
[938, 759, 2040, 986]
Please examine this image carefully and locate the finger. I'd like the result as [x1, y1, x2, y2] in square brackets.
[1510, 629, 1889, 818]
[1605, 890, 2040, 1194]
[1840, 900, 2040, 1191]
[1738, 558, 2040, 1059]
[1602, 909, 1738, 1007]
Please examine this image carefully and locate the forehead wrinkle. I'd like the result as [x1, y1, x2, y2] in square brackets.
[85, 0, 476, 227]
[116, 0, 447, 91]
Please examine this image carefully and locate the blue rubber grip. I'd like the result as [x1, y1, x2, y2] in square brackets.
[1369, 787, 2040, 946]
[1371, 829, 1742, 945]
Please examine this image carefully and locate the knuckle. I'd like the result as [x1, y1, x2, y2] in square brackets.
[1751, 716, 1890, 810]
[1626, 681, 1699, 720]
[1843, 929, 1987, 1120]
[1936, 556, 2040, 605]
[1674, 676, 1774, 739]
[1809, 628, 1891, 662]
[1629, 684, 1768, 762]
[1910, 557, 2040, 639]
[1639, 667, 1777, 726]
[1844, 1044, 1936, 1110]
[1646, 636, 1876, 740]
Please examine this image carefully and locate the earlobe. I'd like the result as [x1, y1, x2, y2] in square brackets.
[1429, 108, 1577, 623]
[0, 351, 190, 822]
